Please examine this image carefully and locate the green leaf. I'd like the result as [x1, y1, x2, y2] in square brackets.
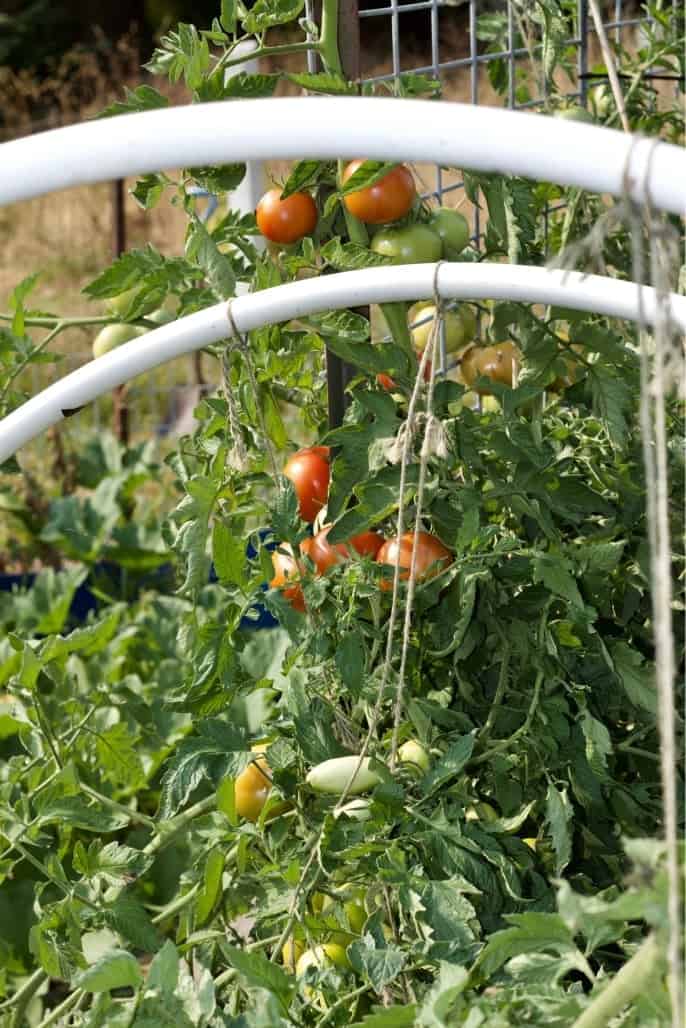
[581, 711, 613, 779]
[185, 219, 235, 299]
[610, 642, 656, 713]
[335, 629, 366, 697]
[147, 940, 180, 993]
[545, 782, 573, 875]
[421, 736, 475, 796]
[213, 520, 247, 589]
[36, 797, 130, 833]
[220, 0, 237, 33]
[338, 161, 398, 196]
[279, 160, 324, 200]
[131, 173, 167, 210]
[476, 912, 575, 978]
[244, 0, 305, 32]
[321, 238, 390, 271]
[188, 164, 246, 194]
[168, 475, 218, 595]
[158, 720, 246, 817]
[417, 962, 469, 1026]
[287, 72, 356, 95]
[219, 945, 294, 1005]
[348, 937, 406, 989]
[196, 848, 225, 924]
[97, 85, 169, 118]
[532, 554, 584, 608]
[351, 1007, 417, 1028]
[74, 949, 143, 992]
[104, 894, 162, 953]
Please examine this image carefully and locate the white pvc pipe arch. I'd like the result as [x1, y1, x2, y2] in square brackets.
[0, 98, 685, 215]
[1, 262, 685, 463]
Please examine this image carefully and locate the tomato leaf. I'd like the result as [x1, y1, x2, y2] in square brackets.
[287, 71, 357, 94]
[74, 950, 143, 992]
[545, 783, 573, 875]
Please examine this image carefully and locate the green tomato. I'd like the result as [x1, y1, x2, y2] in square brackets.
[409, 302, 476, 355]
[92, 323, 147, 359]
[398, 739, 430, 773]
[554, 105, 595, 124]
[426, 207, 470, 258]
[104, 287, 159, 318]
[370, 224, 442, 265]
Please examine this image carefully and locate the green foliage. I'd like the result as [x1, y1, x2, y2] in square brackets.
[0, 0, 684, 1025]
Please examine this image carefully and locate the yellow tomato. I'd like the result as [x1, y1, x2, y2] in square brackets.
[235, 757, 272, 822]
[281, 938, 305, 971]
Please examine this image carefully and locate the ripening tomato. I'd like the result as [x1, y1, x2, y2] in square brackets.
[283, 446, 330, 523]
[235, 756, 272, 821]
[256, 187, 318, 244]
[370, 224, 442, 264]
[342, 161, 416, 225]
[409, 302, 476, 356]
[376, 531, 452, 589]
[398, 739, 430, 772]
[426, 207, 470, 258]
[460, 342, 521, 394]
[92, 323, 147, 359]
[270, 545, 306, 612]
[302, 525, 384, 573]
[376, 353, 432, 393]
[282, 938, 305, 972]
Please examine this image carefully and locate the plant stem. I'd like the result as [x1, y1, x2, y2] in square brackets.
[319, 0, 343, 76]
[471, 669, 543, 766]
[572, 935, 661, 1028]
[80, 783, 156, 828]
[151, 882, 201, 924]
[142, 794, 217, 859]
[34, 988, 86, 1028]
[0, 968, 47, 1015]
[215, 40, 318, 75]
[316, 984, 370, 1026]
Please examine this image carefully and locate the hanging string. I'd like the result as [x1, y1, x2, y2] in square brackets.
[625, 150, 683, 1027]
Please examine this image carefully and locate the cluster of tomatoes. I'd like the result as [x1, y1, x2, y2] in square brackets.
[270, 444, 453, 612]
[256, 159, 469, 259]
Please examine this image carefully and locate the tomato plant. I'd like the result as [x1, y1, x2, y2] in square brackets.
[256, 187, 318, 244]
[342, 160, 416, 224]
[91, 322, 147, 357]
[0, 1, 683, 1026]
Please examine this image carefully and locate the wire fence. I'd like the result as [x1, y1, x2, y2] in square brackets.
[12, 0, 680, 446]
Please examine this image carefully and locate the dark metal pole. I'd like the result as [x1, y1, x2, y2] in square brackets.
[111, 179, 130, 446]
[325, 0, 361, 430]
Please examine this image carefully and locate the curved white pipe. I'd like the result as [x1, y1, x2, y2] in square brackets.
[1, 262, 684, 463]
[0, 98, 684, 215]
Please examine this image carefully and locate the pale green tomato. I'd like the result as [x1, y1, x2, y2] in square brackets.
[398, 739, 430, 773]
[92, 323, 147, 359]
[409, 303, 476, 355]
[554, 105, 595, 124]
[306, 756, 381, 795]
[426, 207, 470, 258]
[103, 286, 158, 318]
[146, 306, 175, 325]
[333, 798, 372, 822]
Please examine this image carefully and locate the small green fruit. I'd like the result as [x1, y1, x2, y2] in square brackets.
[92, 323, 147, 359]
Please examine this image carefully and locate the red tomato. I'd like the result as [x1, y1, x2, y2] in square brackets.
[342, 161, 416, 225]
[270, 545, 306, 612]
[377, 353, 432, 392]
[283, 447, 330, 523]
[376, 531, 452, 589]
[256, 188, 318, 244]
[302, 525, 384, 574]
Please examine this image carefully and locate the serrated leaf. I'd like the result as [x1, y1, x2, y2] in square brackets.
[219, 945, 294, 1005]
[132, 174, 167, 210]
[335, 630, 366, 697]
[351, 1007, 417, 1028]
[421, 736, 475, 796]
[188, 164, 246, 194]
[185, 219, 235, 299]
[196, 848, 225, 924]
[212, 520, 247, 588]
[104, 894, 162, 953]
[545, 783, 573, 875]
[610, 642, 656, 713]
[287, 71, 356, 95]
[476, 912, 575, 978]
[417, 962, 469, 1027]
[532, 555, 584, 608]
[243, 0, 304, 32]
[158, 720, 246, 817]
[338, 160, 398, 196]
[147, 940, 180, 993]
[321, 238, 390, 271]
[348, 938, 406, 989]
[279, 160, 323, 200]
[98, 85, 169, 119]
[581, 711, 613, 778]
[74, 949, 143, 992]
[36, 797, 130, 833]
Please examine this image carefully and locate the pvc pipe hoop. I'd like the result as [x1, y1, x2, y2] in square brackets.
[0, 98, 684, 215]
[1, 262, 684, 464]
